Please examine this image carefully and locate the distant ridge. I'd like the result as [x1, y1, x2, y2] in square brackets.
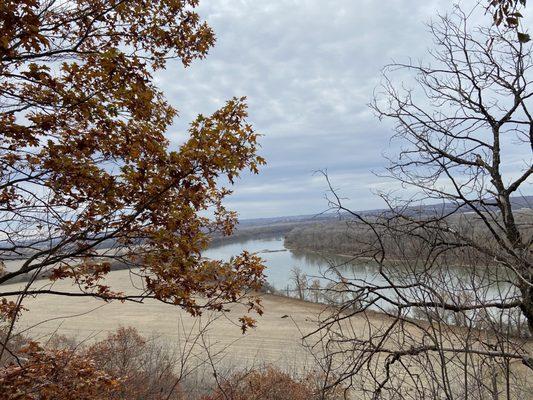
[237, 195, 533, 227]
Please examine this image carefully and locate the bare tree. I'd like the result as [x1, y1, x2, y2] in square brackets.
[308, 6, 533, 399]
[310, 279, 322, 303]
[291, 267, 308, 301]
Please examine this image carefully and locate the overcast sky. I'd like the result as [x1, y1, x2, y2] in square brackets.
[156, 0, 532, 219]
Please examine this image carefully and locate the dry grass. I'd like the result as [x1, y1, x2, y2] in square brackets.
[2, 269, 358, 370]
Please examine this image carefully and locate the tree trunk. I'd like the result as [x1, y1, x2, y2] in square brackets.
[520, 284, 533, 334]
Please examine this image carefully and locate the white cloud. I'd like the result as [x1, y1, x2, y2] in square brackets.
[155, 0, 532, 218]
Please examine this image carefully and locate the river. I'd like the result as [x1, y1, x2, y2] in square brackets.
[204, 237, 518, 311]
[2, 236, 517, 308]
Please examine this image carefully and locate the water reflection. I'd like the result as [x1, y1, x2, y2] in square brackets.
[205, 236, 517, 305]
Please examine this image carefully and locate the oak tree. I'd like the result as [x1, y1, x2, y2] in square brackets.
[0, 0, 266, 392]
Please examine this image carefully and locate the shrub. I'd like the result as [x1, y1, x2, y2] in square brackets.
[202, 366, 320, 400]
[86, 327, 184, 400]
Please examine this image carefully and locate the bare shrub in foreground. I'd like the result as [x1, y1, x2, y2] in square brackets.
[86, 327, 184, 400]
[202, 366, 340, 400]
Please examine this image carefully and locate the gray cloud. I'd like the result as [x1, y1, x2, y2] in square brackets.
[156, 0, 532, 218]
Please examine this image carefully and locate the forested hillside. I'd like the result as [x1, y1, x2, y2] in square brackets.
[285, 204, 533, 265]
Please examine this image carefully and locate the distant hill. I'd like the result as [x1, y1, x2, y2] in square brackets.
[238, 195, 533, 228]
